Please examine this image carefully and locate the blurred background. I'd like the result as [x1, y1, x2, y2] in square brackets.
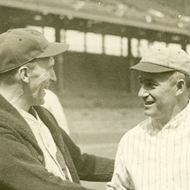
[0, 0, 190, 188]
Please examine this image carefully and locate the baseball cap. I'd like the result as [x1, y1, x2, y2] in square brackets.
[130, 46, 190, 75]
[0, 28, 69, 73]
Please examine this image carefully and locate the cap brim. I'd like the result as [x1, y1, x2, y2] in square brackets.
[36, 42, 69, 58]
[130, 62, 175, 73]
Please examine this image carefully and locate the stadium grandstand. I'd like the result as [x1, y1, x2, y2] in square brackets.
[0, 0, 189, 94]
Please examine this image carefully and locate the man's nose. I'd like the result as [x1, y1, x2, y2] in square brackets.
[138, 86, 149, 98]
[50, 69, 57, 82]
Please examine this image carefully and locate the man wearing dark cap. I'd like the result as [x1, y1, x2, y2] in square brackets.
[106, 46, 190, 190]
[0, 28, 114, 190]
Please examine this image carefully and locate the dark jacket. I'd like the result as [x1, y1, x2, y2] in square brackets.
[0, 95, 114, 190]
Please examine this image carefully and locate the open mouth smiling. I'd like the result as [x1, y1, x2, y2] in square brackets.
[144, 101, 155, 106]
[44, 86, 49, 90]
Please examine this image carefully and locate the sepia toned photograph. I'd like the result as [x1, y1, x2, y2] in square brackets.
[0, 0, 189, 189]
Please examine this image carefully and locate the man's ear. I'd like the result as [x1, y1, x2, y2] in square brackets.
[18, 66, 30, 83]
[176, 79, 185, 96]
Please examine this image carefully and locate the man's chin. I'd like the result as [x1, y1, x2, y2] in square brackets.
[39, 99, 45, 106]
[32, 99, 45, 106]
[144, 110, 154, 117]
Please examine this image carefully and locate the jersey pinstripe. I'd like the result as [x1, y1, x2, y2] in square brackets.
[107, 103, 190, 190]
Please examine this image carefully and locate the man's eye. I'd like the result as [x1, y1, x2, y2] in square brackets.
[147, 82, 156, 87]
[138, 79, 143, 84]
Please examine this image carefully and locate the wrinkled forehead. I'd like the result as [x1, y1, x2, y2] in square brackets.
[138, 71, 174, 82]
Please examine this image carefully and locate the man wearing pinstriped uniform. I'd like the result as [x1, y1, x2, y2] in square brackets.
[106, 46, 190, 190]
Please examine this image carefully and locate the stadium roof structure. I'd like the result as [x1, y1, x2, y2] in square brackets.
[0, 0, 190, 36]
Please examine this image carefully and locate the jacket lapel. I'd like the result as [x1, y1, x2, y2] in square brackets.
[34, 106, 80, 183]
[0, 95, 42, 153]
[0, 95, 80, 183]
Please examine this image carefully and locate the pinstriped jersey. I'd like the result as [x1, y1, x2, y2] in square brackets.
[107, 103, 190, 190]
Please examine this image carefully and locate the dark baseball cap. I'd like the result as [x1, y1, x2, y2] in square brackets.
[130, 46, 190, 75]
[0, 28, 69, 73]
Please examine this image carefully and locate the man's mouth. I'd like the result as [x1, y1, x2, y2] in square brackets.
[43, 86, 49, 90]
[43, 86, 49, 94]
[144, 101, 155, 106]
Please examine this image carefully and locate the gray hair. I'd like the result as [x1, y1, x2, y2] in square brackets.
[170, 71, 190, 89]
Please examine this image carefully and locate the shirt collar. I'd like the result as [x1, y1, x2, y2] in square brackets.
[14, 106, 38, 122]
[151, 101, 190, 130]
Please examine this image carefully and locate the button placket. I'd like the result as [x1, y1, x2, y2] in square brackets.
[160, 129, 168, 190]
